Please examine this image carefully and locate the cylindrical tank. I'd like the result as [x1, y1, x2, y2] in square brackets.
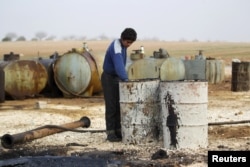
[0, 67, 5, 103]
[53, 50, 102, 97]
[38, 57, 62, 97]
[160, 57, 185, 81]
[206, 60, 225, 84]
[127, 58, 166, 80]
[0, 60, 48, 100]
[119, 79, 161, 145]
[160, 81, 208, 149]
[231, 61, 250, 91]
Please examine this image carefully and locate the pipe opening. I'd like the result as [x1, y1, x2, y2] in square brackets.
[80, 116, 91, 128]
[1, 134, 14, 149]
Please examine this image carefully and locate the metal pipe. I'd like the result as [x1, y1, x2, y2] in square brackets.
[1, 116, 90, 149]
[208, 120, 250, 126]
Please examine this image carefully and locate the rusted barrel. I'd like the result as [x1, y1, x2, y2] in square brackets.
[160, 81, 208, 149]
[0, 60, 48, 100]
[127, 58, 166, 80]
[119, 79, 161, 145]
[0, 67, 5, 103]
[160, 57, 185, 81]
[206, 60, 225, 84]
[53, 50, 102, 97]
[231, 61, 250, 91]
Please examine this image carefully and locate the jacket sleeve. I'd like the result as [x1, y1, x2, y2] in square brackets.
[112, 53, 128, 81]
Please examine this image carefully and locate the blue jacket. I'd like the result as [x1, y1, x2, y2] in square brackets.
[103, 39, 128, 81]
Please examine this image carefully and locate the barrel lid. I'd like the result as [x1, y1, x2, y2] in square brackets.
[53, 52, 91, 95]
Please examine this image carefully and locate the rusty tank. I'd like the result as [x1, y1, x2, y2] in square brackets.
[53, 49, 102, 97]
[0, 59, 48, 100]
[37, 52, 63, 97]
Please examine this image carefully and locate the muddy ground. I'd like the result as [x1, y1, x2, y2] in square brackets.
[0, 73, 250, 167]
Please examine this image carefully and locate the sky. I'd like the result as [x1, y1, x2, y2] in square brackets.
[0, 0, 250, 42]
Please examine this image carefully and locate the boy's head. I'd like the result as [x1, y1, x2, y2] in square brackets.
[120, 28, 137, 48]
[121, 28, 137, 42]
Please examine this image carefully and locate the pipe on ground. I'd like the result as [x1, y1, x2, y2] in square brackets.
[1, 116, 90, 149]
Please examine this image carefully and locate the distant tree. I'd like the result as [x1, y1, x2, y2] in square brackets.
[6, 32, 17, 40]
[31, 38, 38, 41]
[35, 31, 47, 40]
[68, 35, 76, 40]
[98, 34, 109, 40]
[2, 36, 12, 42]
[45, 35, 56, 41]
[179, 38, 187, 42]
[78, 36, 87, 40]
[16, 36, 26, 41]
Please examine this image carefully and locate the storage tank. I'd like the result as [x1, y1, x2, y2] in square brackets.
[0, 60, 48, 100]
[231, 61, 250, 91]
[127, 58, 166, 80]
[53, 50, 102, 97]
[37, 54, 63, 97]
[206, 59, 225, 84]
[160, 57, 185, 81]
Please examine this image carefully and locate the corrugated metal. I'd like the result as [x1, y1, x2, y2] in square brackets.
[53, 51, 102, 97]
[0, 60, 48, 100]
[119, 79, 161, 145]
[160, 81, 208, 149]
[206, 60, 225, 84]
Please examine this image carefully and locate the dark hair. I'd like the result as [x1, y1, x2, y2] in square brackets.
[121, 28, 137, 41]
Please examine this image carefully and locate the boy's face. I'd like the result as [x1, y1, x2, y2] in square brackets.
[121, 39, 134, 48]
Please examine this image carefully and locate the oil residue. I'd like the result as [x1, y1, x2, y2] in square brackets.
[164, 92, 179, 148]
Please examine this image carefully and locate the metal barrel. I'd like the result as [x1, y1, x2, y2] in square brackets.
[160, 57, 185, 81]
[38, 57, 63, 97]
[53, 50, 102, 97]
[206, 60, 225, 84]
[0, 60, 48, 100]
[160, 81, 208, 149]
[119, 79, 161, 145]
[1, 116, 91, 149]
[0, 67, 5, 103]
[231, 61, 250, 91]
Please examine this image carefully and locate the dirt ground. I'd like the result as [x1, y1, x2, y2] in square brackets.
[0, 68, 250, 167]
